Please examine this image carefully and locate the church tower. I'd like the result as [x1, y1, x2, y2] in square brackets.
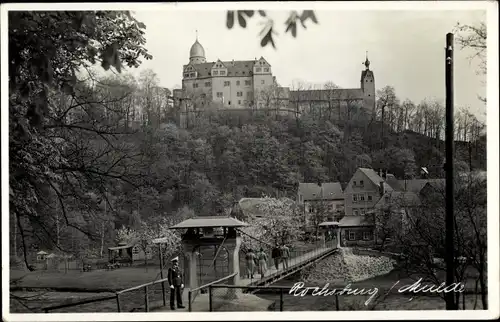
[360, 53, 375, 112]
[189, 32, 206, 65]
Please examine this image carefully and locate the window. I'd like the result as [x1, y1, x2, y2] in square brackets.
[264, 68, 269, 72]
[193, 83, 198, 88]
[205, 81, 211, 87]
[184, 73, 189, 78]
[189, 73, 195, 77]
[238, 100, 241, 105]
[353, 209, 359, 215]
[360, 194, 365, 201]
[336, 204, 342, 209]
[256, 67, 262, 72]
[261, 80, 265, 85]
[224, 81, 230, 86]
[360, 209, 366, 215]
[216, 92, 223, 98]
[368, 195, 372, 201]
[237, 91, 243, 97]
[363, 232, 371, 240]
[348, 231, 356, 241]
[213, 71, 218, 76]
[359, 180, 364, 187]
[132, 246, 140, 255]
[353, 181, 356, 186]
[228, 101, 231, 105]
[245, 80, 251, 86]
[220, 71, 226, 76]
[352, 194, 358, 202]
[236, 80, 240, 86]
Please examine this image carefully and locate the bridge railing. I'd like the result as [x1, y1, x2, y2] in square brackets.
[188, 272, 237, 312]
[208, 284, 341, 312]
[239, 237, 337, 284]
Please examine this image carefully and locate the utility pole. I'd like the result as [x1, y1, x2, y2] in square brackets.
[445, 32, 457, 310]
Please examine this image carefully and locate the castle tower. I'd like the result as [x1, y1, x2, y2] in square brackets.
[360, 52, 375, 112]
[189, 31, 206, 65]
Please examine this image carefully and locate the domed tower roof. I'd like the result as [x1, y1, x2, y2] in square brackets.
[190, 40, 205, 59]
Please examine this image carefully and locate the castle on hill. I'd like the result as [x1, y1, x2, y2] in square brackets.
[173, 36, 376, 127]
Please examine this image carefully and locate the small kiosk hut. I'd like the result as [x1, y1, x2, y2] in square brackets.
[169, 216, 249, 291]
[318, 221, 341, 248]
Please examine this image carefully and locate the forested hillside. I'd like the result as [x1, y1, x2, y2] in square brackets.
[8, 11, 486, 266]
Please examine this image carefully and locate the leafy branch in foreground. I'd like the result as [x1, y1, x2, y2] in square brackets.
[226, 10, 318, 49]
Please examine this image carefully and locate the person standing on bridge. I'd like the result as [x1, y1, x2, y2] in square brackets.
[272, 245, 281, 271]
[245, 249, 257, 279]
[168, 257, 185, 310]
[281, 244, 290, 270]
[257, 248, 268, 277]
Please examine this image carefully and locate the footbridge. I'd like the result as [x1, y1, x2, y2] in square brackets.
[152, 216, 340, 312]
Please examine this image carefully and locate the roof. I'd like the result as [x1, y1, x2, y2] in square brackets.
[374, 191, 421, 208]
[358, 168, 393, 192]
[37, 251, 48, 255]
[298, 182, 343, 201]
[339, 216, 374, 227]
[108, 245, 132, 251]
[233, 197, 296, 220]
[170, 216, 249, 229]
[290, 88, 364, 101]
[185, 60, 260, 78]
[190, 40, 205, 58]
[319, 221, 340, 227]
[396, 179, 445, 193]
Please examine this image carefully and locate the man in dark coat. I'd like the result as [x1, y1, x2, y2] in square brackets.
[167, 256, 185, 310]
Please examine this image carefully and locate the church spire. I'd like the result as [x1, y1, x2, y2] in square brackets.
[196, 29, 198, 41]
[364, 51, 371, 70]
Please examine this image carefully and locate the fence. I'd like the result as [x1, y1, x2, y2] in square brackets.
[42, 276, 170, 313]
[208, 284, 342, 311]
[188, 272, 237, 312]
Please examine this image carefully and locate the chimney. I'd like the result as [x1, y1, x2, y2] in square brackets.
[381, 170, 387, 180]
[379, 182, 385, 196]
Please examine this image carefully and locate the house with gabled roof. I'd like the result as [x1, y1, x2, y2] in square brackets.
[297, 182, 344, 231]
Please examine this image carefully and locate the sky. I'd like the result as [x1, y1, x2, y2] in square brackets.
[129, 7, 487, 120]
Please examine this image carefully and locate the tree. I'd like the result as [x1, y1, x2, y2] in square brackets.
[226, 10, 318, 49]
[9, 11, 152, 269]
[393, 173, 487, 309]
[454, 21, 487, 103]
[241, 197, 302, 247]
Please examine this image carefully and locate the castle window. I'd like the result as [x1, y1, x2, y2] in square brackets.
[236, 80, 240, 86]
[261, 80, 265, 85]
[224, 81, 230, 86]
[213, 71, 218, 76]
[256, 67, 262, 72]
[264, 68, 269, 72]
[245, 80, 251, 86]
[216, 92, 223, 98]
[220, 71, 226, 76]
[205, 82, 211, 87]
